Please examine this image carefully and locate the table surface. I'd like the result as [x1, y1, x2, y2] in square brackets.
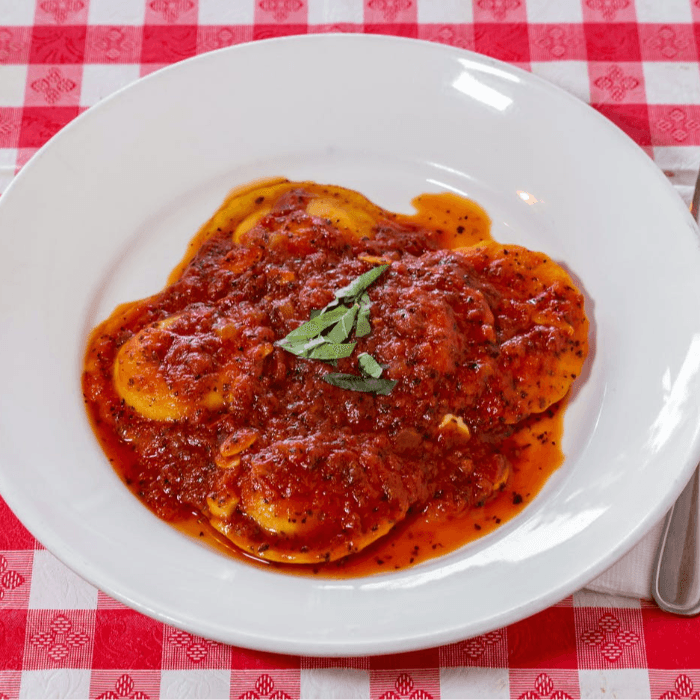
[3, 0, 700, 698]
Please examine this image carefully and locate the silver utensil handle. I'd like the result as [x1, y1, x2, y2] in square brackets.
[652, 468, 700, 614]
[651, 168, 700, 615]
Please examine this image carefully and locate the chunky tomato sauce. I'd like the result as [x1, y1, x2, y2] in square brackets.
[82, 179, 588, 576]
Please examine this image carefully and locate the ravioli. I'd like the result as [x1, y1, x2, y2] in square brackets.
[83, 179, 588, 568]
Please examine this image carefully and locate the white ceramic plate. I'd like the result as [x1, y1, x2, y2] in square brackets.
[2, 34, 700, 656]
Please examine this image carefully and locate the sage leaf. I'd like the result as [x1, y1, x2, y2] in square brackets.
[326, 304, 359, 344]
[334, 264, 388, 302]
[308, 342, 356, 361]
[323, 373, 397, 395]
[280, 304, 350, 343]
[277, 335, 328, 357]
[355, 293, 372, 337]
[358, 352, 383, 378]
[355, 309, 371, 337]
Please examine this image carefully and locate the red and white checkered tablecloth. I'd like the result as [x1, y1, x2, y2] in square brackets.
[3, 0, 700, 698]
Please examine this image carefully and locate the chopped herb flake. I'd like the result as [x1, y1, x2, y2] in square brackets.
[358, 353, 383, 378]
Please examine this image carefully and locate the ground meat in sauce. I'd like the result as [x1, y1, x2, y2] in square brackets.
[82, 181, 588, 566]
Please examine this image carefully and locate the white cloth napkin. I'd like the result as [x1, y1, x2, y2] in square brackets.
[583, 519, 666, 600]
[583, 175, 694, 601]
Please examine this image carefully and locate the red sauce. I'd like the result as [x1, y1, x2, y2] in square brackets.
[82, 179, 587, 576]
[177, 403, 564, 577]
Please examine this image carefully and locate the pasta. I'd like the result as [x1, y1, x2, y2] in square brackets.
[83, 178, 588, 571]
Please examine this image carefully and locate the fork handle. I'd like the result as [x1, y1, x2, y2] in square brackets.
[652, 466, 700, 615]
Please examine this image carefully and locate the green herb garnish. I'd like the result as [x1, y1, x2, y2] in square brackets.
[275, 265, 395, 394]
[308, 341, 356, 361]
[325, 304, 359, 344]
[355, 293, 372, 337]
[330, 265, 388, 305]
[279, 304, 351, 345]
[357, 352, 384, 378]
[322, 373, 397, 395]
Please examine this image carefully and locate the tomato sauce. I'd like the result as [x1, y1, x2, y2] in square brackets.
[82, 179, 587, 576]
[176, 402, 564, 577]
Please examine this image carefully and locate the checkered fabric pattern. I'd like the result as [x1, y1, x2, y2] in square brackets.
[4, 516, 700, 700]
[3, 0, 700, 194]
[2, 0, 700, 698]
